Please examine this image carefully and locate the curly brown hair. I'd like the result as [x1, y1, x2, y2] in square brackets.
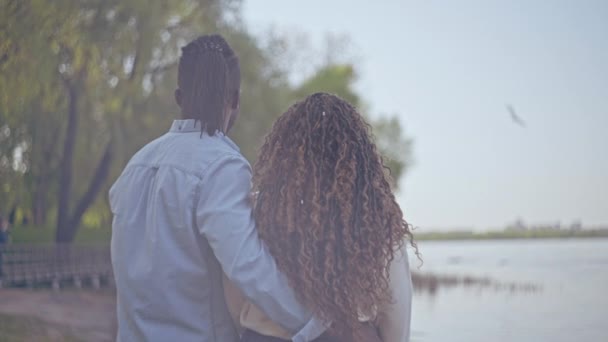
[253, 92, 419, 332]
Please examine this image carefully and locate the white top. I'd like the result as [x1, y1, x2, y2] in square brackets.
[224, 247, 413, 342]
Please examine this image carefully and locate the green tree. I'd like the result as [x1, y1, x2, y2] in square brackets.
[371, 116, 413, 188]
[293, 63, 413, 188]
[1, 0, 242, 241]
[1, 0, 414, 243]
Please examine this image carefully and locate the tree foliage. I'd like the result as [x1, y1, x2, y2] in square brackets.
[0, 0, 413, 242]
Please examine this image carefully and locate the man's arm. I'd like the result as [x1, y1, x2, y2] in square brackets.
[195, 155, 326, 342]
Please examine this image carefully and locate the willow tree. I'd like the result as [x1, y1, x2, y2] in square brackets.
[1, 0, 413, 243]
[1, 0, 241, 242]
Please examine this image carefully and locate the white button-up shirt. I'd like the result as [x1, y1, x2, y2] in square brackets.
[110, 119, 325, 342]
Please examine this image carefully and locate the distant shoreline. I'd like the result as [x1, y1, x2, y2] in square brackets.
[415, 229, 608, 241]
[7, 226, 608, 244]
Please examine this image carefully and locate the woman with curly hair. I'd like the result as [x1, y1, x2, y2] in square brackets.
[224, 92, 418, 342]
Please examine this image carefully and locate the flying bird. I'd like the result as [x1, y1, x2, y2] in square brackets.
[506, 104, 526, 127]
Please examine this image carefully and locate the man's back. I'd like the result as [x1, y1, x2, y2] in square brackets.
[110, 120, 243, 341]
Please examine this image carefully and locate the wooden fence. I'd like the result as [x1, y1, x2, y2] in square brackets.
[0, 244, 113, 290]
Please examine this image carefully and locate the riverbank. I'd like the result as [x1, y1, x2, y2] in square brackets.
[0, 270, 533, 341]
[415, 228, 608, 241]
[8, 226, 608, 245]
[0, 289, 116, 342]
[0, 313, 83, 342]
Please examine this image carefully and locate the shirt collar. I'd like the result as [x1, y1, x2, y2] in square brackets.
[169, 119, 240, 152]
[169, 119, 202, 133]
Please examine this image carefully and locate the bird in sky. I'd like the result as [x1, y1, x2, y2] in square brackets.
[506, 104, 526, 127]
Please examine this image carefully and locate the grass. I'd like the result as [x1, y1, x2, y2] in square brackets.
[411, 271, 541, 296]
[8, 225, 111, 245]
[0, 313, 83, 342]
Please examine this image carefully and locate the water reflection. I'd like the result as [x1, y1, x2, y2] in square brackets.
[408, 239, 608, 342]
[411, 271, 541, 296]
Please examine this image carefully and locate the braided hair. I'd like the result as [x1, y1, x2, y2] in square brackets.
[253, 92, 419, 333]
[177, 34, 240, 135]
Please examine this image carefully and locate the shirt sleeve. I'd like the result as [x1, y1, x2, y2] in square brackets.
[195, 155, 326, 342]
[376, 247, 413, 342]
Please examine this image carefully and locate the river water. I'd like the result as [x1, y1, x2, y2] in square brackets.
[408, 238, 608, 342]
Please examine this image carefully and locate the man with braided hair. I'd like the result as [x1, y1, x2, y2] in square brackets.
[110, 34, 331, 342]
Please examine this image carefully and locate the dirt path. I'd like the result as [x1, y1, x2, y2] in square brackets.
[0, 289, 116, 341]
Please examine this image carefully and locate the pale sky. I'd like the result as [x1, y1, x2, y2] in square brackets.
[243, 0, 608, 230]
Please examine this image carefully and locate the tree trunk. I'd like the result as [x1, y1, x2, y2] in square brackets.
[61, 142, 113, 243]
[55, 82, 78, 243]
[33, 175, 49, 226]
[33, 114, 61, 227]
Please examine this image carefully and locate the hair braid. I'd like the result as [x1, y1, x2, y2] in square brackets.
[177, 34, 240, 135]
